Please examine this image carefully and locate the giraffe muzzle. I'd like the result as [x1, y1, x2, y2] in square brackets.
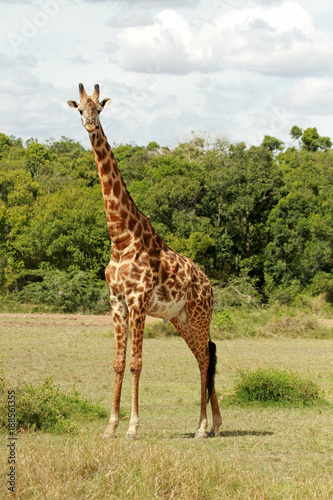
[84, 118, 98, 132]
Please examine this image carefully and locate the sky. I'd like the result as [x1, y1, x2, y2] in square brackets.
[1, 0, 333, 150]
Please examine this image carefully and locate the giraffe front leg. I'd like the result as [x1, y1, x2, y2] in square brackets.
[103, 300, 128, 439]
[104, 361, 126, 439]
[126, 307, 145, 440]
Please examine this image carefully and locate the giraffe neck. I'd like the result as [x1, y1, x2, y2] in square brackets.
[89, 126, 143, 250]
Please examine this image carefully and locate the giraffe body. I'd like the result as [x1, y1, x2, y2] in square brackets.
[68, 84, 222, 439]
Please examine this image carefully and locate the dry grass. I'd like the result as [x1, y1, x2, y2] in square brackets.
[1, 315, 333, 499]
[211, 307, 333, 340]
[5, 428, 333, 499]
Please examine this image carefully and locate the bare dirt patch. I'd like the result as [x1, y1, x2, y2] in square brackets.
[0, 312, 159, 328]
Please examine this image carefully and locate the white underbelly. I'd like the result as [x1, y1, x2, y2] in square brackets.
[147, 293, 187, 321]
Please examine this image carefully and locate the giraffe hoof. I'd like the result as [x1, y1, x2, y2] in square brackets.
[103, 432, 117, 439]
[126, 433, 138, 440]
[207, 430, 220, 438]
[195, 431, 207, 439]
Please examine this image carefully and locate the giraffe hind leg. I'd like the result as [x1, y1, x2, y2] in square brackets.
[208, 385, 222, 437]
[171, 305, 222, 438]
[171, 312, 209, 438]
[186, 291, 222, 437]
[197, 340, 222, 438]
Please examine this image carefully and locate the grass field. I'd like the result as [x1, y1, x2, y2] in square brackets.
[1, 314, 333, 499]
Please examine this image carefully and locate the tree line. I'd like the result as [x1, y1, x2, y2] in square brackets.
[0, 125, 332, 311]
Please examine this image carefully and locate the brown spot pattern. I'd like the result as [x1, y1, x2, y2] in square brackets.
[113, 180, 121, 198]
[103, 159, 112, 174]
[103, 180, 112, 196]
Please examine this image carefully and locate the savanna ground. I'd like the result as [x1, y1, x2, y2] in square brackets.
[0, 311, 333, 499]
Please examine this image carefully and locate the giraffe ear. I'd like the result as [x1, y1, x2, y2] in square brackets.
[99, 98, 112, 109]
[67, 100, 79, 110]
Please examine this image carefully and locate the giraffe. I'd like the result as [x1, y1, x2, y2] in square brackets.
[67, 83, 222, 439]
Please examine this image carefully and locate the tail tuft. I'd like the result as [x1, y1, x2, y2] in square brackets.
[207, 340, 217, 403]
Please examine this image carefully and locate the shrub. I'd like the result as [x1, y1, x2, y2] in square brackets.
[212, 310, 233, 329]
[213, 278, 261, 310]
[224, 368, 325, 407]
[15, 270, 110, 314]
[0, 377, 111, 434]
[144, 321, 177, 338]
[310, 272, 333, 303]
[268, 280, 302, 305]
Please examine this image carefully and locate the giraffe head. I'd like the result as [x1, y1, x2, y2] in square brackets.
[67, 83, 111, 133]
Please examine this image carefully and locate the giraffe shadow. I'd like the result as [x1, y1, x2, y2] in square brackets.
[220, 430, 274, 437]
[170, 430, 274, 439]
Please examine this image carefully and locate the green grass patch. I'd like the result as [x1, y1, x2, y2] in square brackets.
[209, 287, 333, 340]
[0, 377, 112, 434]
[0, 296, 37, 314]
[211, 302, 333, 339]
[144, 321, 177, 338]
[224, 368, 327, 407]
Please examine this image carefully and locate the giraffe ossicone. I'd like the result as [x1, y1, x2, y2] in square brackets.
[67, 83, 222, 439]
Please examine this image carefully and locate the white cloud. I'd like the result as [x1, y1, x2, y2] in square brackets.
[210, 2, 332, 76]
[0, 71, 67, 140]
[0, 0, 333, 149]
[278, 78, 333, 116]
[114, 2, 333, 77]
[114, 0, 200, 6]
[113, 10, 194, 75]
[148, 93, 177, 110]
[300, 0, 333, 15]
[0, 53, 16, 68]
[67, 54, 89, 65]
[111, 9, 153, 27]
[193, 71, 295, 146]
[0, 0, 39, 3]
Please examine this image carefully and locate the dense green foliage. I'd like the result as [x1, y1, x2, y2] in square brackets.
[224, 368, 325, 407]
[1, 126, 333, 311]
[0, 377, 109, 434]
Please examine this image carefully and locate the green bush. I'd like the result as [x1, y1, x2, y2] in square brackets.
[144, 321, 177, 338]
[15, 270, 110, 314]
[213, 278, 261, 310]
[268, 280, 302, 305]
[224, 368, 325, 407]
[310, 272, 333, 303]
[212, 310, 233, 329]
[0, 377, 110, 434]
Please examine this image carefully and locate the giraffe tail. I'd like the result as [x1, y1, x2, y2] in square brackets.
[207, 340, 217, 403]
